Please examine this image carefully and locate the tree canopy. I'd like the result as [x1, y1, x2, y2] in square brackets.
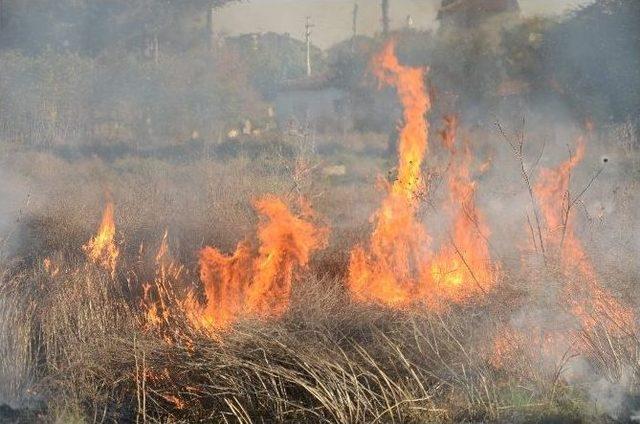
[0, 0, 240, 54]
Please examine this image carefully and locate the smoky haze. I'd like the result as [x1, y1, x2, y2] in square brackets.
[0, 0, 639, 421]
[215, 0, 596, 48]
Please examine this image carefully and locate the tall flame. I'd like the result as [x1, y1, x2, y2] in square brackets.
[347, 41, 432, 307]
[192, 195, 327, 329]
[534, 138, 635, 335]
[348, 42, 496, 309]
[83, 201, 119, 277]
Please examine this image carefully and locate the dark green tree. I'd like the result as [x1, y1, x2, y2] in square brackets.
[543, 0, 640, 126]
[0, 0, 239, 55]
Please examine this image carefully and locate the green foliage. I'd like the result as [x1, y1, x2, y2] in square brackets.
[542, 0, 640, 125]
[0, 47, 264, 147]
[327, 36, 378, 90]
[431, 27, 504, 108]
[0, 0, 240, 55]
[0, 50, 95, 145]
[327, 0, 639, 133]
[227, 32, 327, 99]
[501, 17, 557, 85]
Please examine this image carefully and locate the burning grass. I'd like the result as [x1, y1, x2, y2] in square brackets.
[348, 42, 497, 311]
[2, 256, 637, 423]
[0, 263, 584, 421]
[1, 42, 639, 423]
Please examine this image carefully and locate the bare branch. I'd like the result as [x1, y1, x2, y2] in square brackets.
[495, 119, 546, 261]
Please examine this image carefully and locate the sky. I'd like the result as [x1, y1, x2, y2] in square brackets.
[214, 0, 596, 49]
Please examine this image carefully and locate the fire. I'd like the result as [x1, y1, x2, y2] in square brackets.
[143, 282, 163, 329]
[141, 230, 185, 331]
[161, 394, 186, 410]
[43, 257, 60, 277]
[427, 137, 496, 303]
[533, 139, 586, 245]
[348, 41, 431, 307]
[348, 42, 495, 309]
[142, 230, 173, 328]
[533, 138, 635, 335]
[83, 201, 119, 277]
[190, 195, 327, 329]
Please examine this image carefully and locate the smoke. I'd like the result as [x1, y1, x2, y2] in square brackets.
[564, 358, 638, 420]
[0, 168, 29, 259]
[0, 169, 30, 408]
[212, 0, 596, 48]
[0, 0, 637, 419]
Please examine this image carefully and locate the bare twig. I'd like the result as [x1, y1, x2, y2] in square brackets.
[559, 149, 605, 250]
[496, 120, 547, 261]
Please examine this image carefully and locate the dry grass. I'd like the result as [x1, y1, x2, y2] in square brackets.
[0, 132, 639, 423]
[1, 252, 637, 423]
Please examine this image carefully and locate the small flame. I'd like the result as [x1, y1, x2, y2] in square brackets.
[191, 195, 327, 329]
[534, 138, 635, 335]
[142, 230, 186, 332]
[489, 326, 561, 371]
[83, 202, 119, 277]
[427, 139, 496, 304]
[43, 257, 60, 277]
[161, 394, 186, 410]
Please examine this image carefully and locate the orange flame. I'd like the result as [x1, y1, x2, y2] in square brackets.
[141, 230, 186, 331]
[348, 42, 495, 309]
[427, 137, 496, 303]
[534, 138, 635, 335]
[83, 202, 119, 277]
[191, 195, 327, 329]
[43, 257, 60, 277]
[348, 41, 432, 307]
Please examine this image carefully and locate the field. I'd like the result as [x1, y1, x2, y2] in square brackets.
[1, 44, 639, 423]
[0, 0, 639, 414]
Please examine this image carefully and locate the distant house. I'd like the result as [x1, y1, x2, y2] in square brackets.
[273, 75, 351, 133]
[437, 0, 520, 29]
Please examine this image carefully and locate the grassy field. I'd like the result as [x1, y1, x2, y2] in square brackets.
[0, 122, 639, 423]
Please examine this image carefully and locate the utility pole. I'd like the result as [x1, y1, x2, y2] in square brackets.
[207, 2, 216, 50]
[305, 16, 314, 77]
[0, 0, 5, 32]
[352, 2, 358, 52]
[381, 0, 390, 36]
